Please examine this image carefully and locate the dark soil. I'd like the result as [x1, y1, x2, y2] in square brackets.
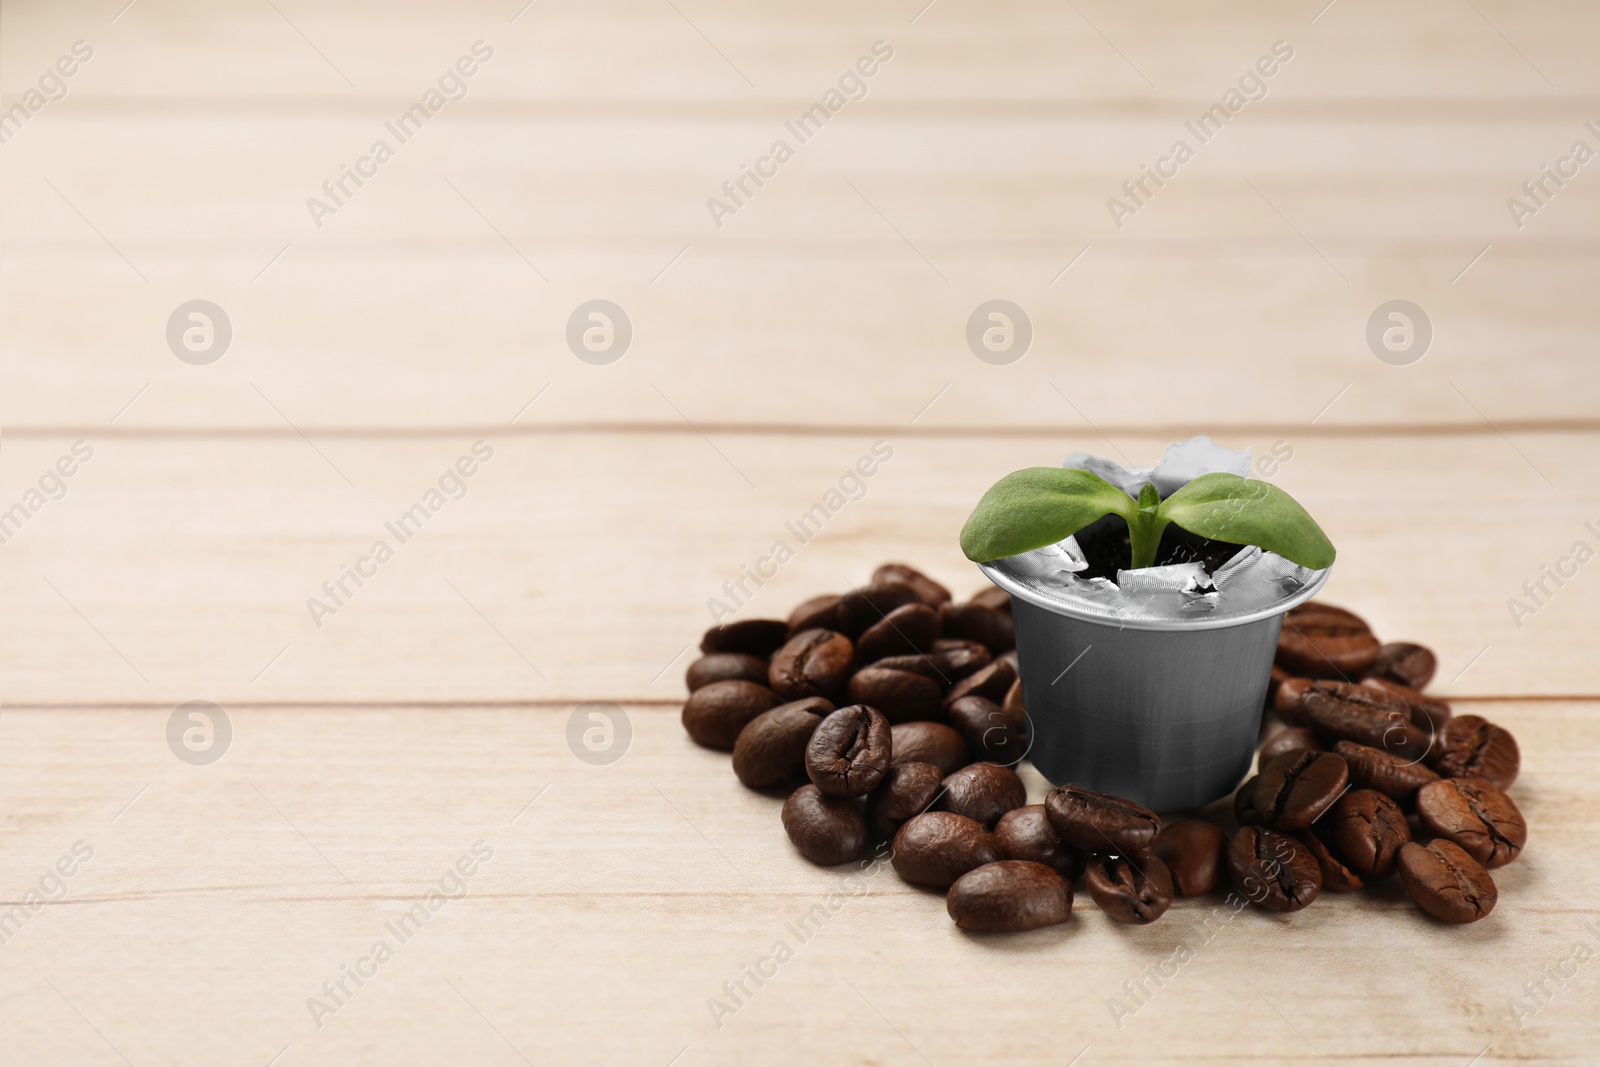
[1072, 514, 1246, 583]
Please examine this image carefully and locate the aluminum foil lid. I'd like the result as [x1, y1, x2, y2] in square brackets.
[979, 436, 1332, 629]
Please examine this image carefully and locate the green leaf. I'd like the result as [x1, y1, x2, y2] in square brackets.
[960, 468, 1139, 562]
[1156, 472, 1336, 569]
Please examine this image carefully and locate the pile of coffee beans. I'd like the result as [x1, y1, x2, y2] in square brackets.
[681, 566, 1526, 932]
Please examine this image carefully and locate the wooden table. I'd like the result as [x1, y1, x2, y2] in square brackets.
[2, 1, 1597, 1063]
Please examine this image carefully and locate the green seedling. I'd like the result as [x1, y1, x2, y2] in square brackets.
[960, 469, 1335, 571]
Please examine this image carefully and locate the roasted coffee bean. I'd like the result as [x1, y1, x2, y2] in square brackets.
[1276, 601, 1381, 679]
[1415, 778, 1526, 869]
[1265, 664, 1293, 710]
[839, 581, 924, 637]
[1252, 750, 1349, 831]
[1300, 681, 1430, 761]
[1333, 740, 1439, 803]
[890, 721, 971, 776]
[855, 603, 940, 664]
[1366, 642, 1438, 690]
[1259, 727, 1321, 766]
[782, 784, 866, 866]
[940, 601, 1016, 653]
[787, 593, 846, 635]
[891, 811, 1001, 889]
[686, 652, 770, 692]
[681, 680, 782, 750]
[805, 705, 892, 798]
[1085, 851, 1174, 924]
[872, 562, 952, 607]
[731, 698, 831, 788]
[1227, 826, 1321, 912]
[1360, 677, 1452, 734]
[993, 805, 1083, 879]
[1273, 676, 1314, 726]
[769, 628, 855, 701]
[948, 695, 1027, 763]
[866, 761, 944, 840]
[874, 640, 991, 684]
[1045, 785, 1160, 855]
[1150, 819, 1227, 897]
[1295, 823, 1364, 892]
[1234, 775, 1263, 826]
[936, 762, 1026, 830]
[1328, 789, 1411, 880]
[943, 658, 1018, 710]
[1398, 840, 1498, 924]
[947, 861, 1072, 932]
[1003, 677, 1025, 720]
[968, 586, 1012, 613]
[847, 666, 943, 724]
[700, 618, 790, 658]
[1431, 715, 1520, 790]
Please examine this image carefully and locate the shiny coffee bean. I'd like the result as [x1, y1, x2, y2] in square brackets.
[701, 618, 790, 658]
[940, 601, 1016, 653]
[872, 562, 951, 606]
[1045, 785, 1160, 855]
[1366, 642, 1438, 690]
[1258, 728, 1321, 766]
[1431, 715, 1520, 790]
[731, 698, 831, 788]
[1276, 602, 1381, 679]
[1265, 664, 1293, 710]
[1300, 681, 1430, 760]
[1150, 819, 1227, 897]
[686, 652, 770, 692]
[805, 705, 892, 798]
[681, 680, 782, 750]
[1085, 851, 1174, 924]
[936, 762, 1026, 830]
[839, 581, 924, 637]
[1234, 775, 1263, 826]
[769, 629, 855, 701]
[1003, 677, 1025, 719]
[1333, 740, 1439, 803]
[1273, 676, 1314, 726]
[943, 658, 1018, 710]
[1360, 677, 1452, 734]
[1252, 750, 1349, 831]
[947, 861, 1072, 932]
[782, 784, 867, 866]
[1328, 789, 1411, 880]
[855, 603, 940, 664]
[1398, 840, 1497, 923]
[1415, 778, 1526, 869]
[948, 695, 1027, 764]
[993, 805, 1083, 879]
[787, 593, 846, 635]
[1228, 826, 1321, 912]
[891, 811, 1001, 889]
[890, 721, 971, 776]
[1295, 824, 1364, 892]
[866, 761, 944, 840]
[847, 667, 943, 724]
[968, 586, 1012, 612]
[873, 640, 991, 684]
